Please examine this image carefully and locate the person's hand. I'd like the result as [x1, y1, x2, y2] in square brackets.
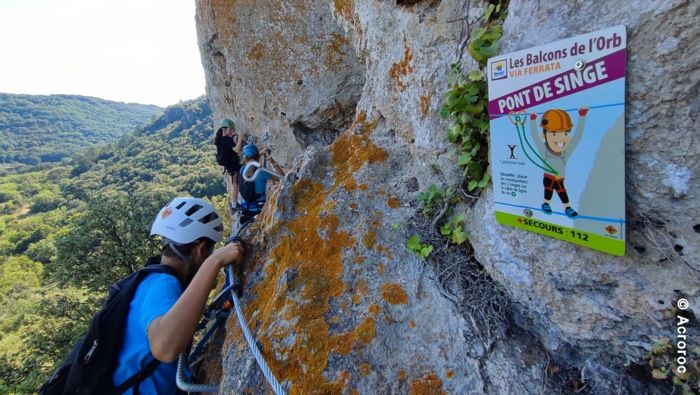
[579, 107, 589, 116]
[209, 242, 245, 269]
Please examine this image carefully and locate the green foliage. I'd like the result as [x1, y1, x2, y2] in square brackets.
[51, 193, 165, 291]
[441, 63, 491, 192]
[407, 235, 433, 259]
[643, 323, 699, 393]
[0, 96, 224, 390]
[61, 99, 222, 201]
[417, 185, 453, 216]
[0, 256, 43, 303]
[0, 93, 162, 166]
[468, 24, 504, 65]
[440, 213, 468, 245]
[440, 1, 507, 193]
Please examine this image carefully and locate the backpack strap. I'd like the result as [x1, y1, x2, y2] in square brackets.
[114, 357, 160, 394]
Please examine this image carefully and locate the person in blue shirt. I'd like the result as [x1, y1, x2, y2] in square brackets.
[113, 197, 245, 394]
[234, 144, 284, 225]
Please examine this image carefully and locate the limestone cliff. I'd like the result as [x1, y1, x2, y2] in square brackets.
[195, 0, 699, 393]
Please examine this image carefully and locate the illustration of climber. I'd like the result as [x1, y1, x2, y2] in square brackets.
[527, 107, 588, 218]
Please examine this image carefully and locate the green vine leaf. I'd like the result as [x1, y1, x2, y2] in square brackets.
[467, 69, 485, 82]
[407, 235, 421, 251]
[452, 226, 468, 245]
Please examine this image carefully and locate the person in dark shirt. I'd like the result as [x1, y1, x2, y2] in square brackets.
[214, 118, 245, 213]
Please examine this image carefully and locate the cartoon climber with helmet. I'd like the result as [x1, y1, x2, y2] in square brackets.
[529, 107, 588, 218]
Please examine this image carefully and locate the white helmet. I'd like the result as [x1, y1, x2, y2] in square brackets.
[150, 197, 223, 244]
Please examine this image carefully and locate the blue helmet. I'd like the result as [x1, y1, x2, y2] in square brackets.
[243, 144, 259, 158]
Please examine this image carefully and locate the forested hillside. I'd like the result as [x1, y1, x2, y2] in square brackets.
[0, 93, 162, 166]
[0, 97, 228, 393]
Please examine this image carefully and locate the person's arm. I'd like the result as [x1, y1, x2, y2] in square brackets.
[263, 149, 285, 179]
[567, 107, 588, 152]
[147, 243, 244, 362]
[530, 113, 546, 153]
[233, 131, 245, 154]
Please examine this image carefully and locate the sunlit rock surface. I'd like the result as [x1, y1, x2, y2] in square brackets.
[196, 0, 698, 393]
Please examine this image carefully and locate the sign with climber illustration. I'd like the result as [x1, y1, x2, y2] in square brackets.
[487, 25, 626, 256]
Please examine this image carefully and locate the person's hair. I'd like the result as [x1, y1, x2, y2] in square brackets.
[162, 238, 213, 259]
[214, 128, 224, 145]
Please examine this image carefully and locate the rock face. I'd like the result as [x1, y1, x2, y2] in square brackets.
[466, 0, 699, 390]
[196, 0, 698, 393]
[195, 0, 365, 166]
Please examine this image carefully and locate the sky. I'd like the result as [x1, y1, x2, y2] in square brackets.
[0, 0, 205, 107]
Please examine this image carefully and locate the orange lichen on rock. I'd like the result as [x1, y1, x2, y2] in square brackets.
[410, 373, 446, 395]
[333, 0, 353, 20]
[446, 370, 455, 380]
[368, 303, 380, 315]
[349, 202, 359, 210]
[419, 95, 431, 118]
[363, 227, 377, 249]
[257, 183, 281, 229]
[389, 38, 415, 91]
[247, 43, 265, 61]
[344, 177, 359, 191]
[290, 179, 326, 213]
[381, 283, 409, 305]
[376, 244, 393, 260]
[331, 330, 356, 356]
[358, 280, 368, 295]
[351, 279, 368, 305]
[358, 184, 369, 191]
[398, 369, 407, 382]
[408, 320, 416, 329]
[330, 112, 387, 191]
[330, 315, 377, 355]
[387, 196, 400, 208]
[239, 174, 361, 394]
[359, 362, 372, 376]
[378, 263, 385, 276]
[356, 316, 376, 344]
[326, 33, 349, 69]
[319, 370, 351, 394]
[352, 255, 365, 264]
[226, 110, 389, 394]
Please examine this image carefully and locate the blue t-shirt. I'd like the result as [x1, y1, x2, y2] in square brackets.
[113, 273, 183, 395]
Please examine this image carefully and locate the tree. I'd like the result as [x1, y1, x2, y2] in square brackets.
[50, 192, 167, 291]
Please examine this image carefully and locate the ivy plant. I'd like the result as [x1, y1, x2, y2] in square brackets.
[407, 235, 433, 259]
[417, 184, 453, 216]
[440, 213, 468, 245]
[439, 0, 507, 192]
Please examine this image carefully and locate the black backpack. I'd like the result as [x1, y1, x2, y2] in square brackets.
[237, 172, 261, 203]
[215, 142, 227, 167]
[215, 136, 241, 173]
[39, 259, 184, 395]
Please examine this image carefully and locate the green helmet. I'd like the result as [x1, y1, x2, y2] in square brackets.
[220, 118, 235, 129]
